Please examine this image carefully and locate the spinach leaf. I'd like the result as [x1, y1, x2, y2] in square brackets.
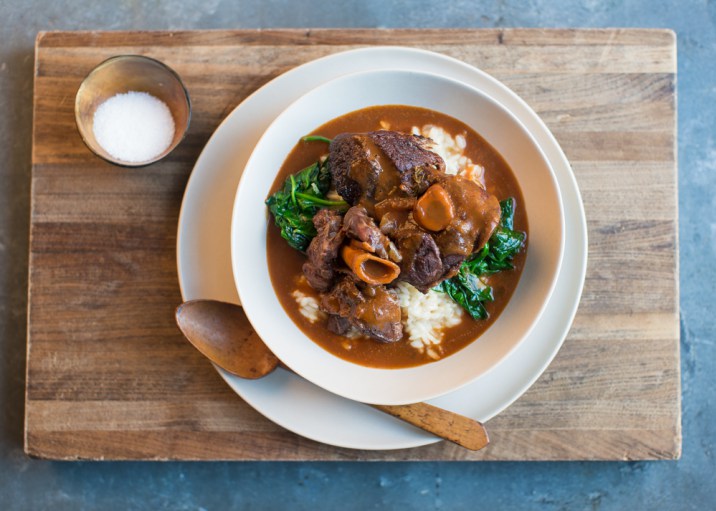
[487, 198, 525, 267]
[499, 196, 515, 229]
[265, 159, 348, 252]
[301, 135, 332, 144]
[436, 265, 494, 320]
[435, 197, 526, 320]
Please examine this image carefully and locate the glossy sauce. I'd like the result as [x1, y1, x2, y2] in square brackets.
[266, 105, 528, 368]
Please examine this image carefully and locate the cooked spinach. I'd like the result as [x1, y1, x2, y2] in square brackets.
[435, 198, 526, 320]
[301, 135, 332, 144]
[437, 265, 494, 320]
[265, 159, 348, 252]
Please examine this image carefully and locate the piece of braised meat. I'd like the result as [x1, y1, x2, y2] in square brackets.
[393, 222, 444, 293]
[329, 130, 445, 208]
[391, 175, 502, 291]
[433, 174, 502, 258]
[439, 254, 466, 281]
[320, 277, 403, 343]
[343, 205, 400, 261]
[374, 197, 416, 237]
[325, 314, 351, 336]
[302, 209, 345, 292]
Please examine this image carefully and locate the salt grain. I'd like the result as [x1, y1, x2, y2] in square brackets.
[93, 91, 175, 163]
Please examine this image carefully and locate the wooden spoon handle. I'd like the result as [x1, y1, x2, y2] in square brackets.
[277, 361, 488, 450]
[370, 402, 489, 451]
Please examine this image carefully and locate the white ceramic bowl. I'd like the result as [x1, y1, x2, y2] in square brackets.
[231, 69, 564, 405]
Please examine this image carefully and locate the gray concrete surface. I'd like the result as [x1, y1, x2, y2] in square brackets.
[1, 1, 714, 509]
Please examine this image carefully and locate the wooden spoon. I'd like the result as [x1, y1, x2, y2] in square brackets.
[175, 299, 489, 451]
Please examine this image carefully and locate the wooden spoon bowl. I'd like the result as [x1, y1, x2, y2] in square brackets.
[176, 300, 279, 379]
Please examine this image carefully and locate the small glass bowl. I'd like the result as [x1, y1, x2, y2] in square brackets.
[74, 55, 191, 167]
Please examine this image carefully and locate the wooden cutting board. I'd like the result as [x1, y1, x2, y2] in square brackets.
[25, 29, 679, 461]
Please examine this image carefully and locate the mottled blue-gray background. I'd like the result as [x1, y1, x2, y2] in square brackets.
[1, 1, 714, 509]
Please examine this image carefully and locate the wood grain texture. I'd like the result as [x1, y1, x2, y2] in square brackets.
[25, 28, 679, 461]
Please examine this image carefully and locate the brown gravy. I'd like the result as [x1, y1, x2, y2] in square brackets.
[266, 105, 528, 368]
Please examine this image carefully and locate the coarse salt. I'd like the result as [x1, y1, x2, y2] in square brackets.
[93, 91, 175, 163]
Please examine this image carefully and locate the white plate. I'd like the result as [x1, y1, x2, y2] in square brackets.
[177, 47, 587, 450]
[231, 69, 564, 405]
